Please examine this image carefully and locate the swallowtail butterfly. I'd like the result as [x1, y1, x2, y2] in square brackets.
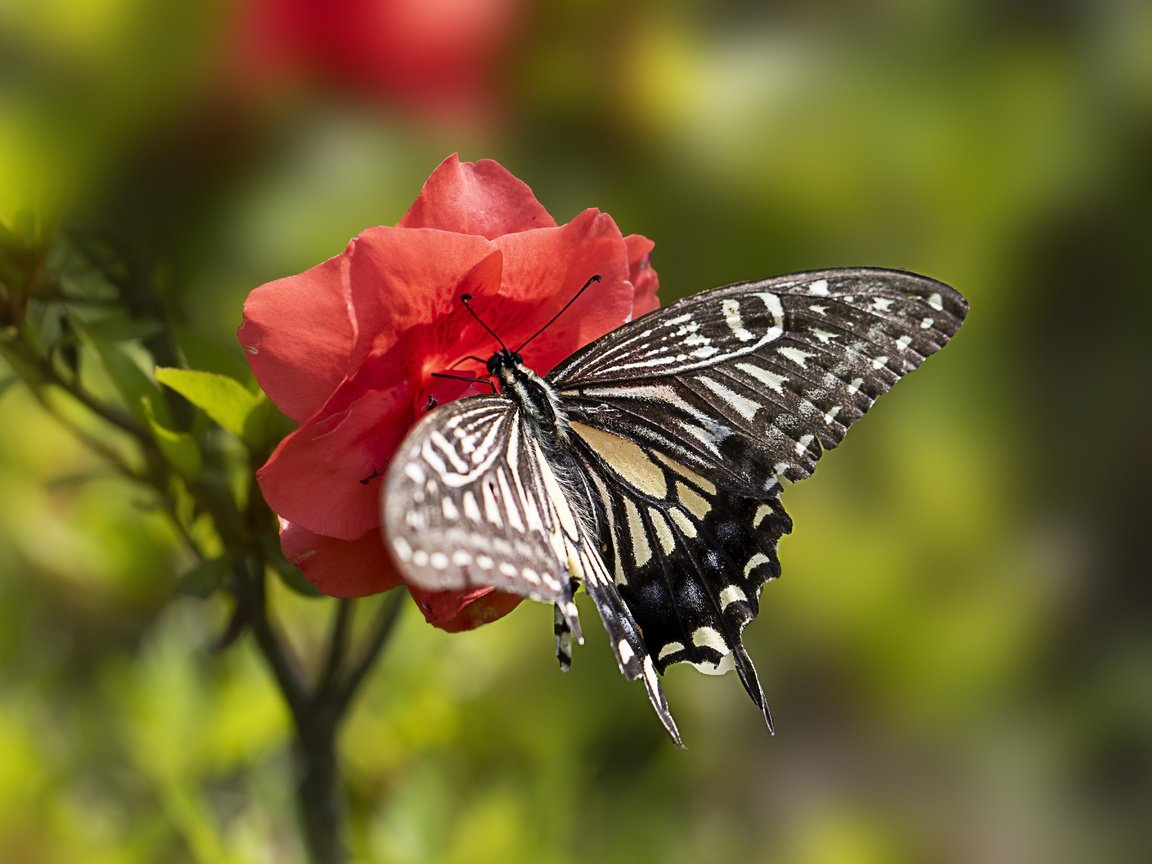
[383, 268, 967, 744]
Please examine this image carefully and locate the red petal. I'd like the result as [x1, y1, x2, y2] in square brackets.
[408, 584, 523, 632]
[257, 375, 411, 540]
[625, 234, 660, 317]
[491, 208, 634, 373]
[238, 249, 356, 424]
[280, 520, 402, 597]
[344, 226, 499, 368]
[399, 154, 556, 239]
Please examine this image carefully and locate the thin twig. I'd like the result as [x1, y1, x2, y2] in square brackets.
[231, 559, 310, 723]
[333, 589, 406, 717]
[316, 600, 355, 701]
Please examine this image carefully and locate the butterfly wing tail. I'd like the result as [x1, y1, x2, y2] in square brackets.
[576, 543, 684, 746]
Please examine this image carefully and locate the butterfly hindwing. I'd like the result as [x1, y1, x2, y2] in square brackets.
[571, 429, 794, 730]
[382, 395, 589, 639]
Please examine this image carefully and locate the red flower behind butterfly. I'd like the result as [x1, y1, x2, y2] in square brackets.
[228, 0, 524, 126]
[239, 155, 659, 631]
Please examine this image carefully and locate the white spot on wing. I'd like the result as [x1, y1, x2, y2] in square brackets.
[441, 496, 458, 521]
[808, 279, 830, 295]
[623, 497, 651, 569]
[697, 375, 761, 422]
[928, 292, 944, 311]
[668, 506, 697, 538]
[462, 490, 482, 523]
[721, 298, 756, 342]
[618, 639, 635, 664]
[677, 483, 710, 520]
[744, 552, 770, 577]
[719, 585, 747, 611]
[736, 362, 787, 395]
[649, 508, 676, 555]
[810, 328, 837, 344]
[778, 346, 814, 368]
[692, 626, 730, 655]
[753, 503, 774, 527]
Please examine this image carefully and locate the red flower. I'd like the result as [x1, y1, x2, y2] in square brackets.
[228, 0, 524, 126]
[239, 155, 659, 631]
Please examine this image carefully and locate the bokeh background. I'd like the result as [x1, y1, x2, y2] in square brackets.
[2, 1, 1151, 862]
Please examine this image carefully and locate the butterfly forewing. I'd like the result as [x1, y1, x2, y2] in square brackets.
[550, 268, 967, 492]
[382, 395, 592, 632]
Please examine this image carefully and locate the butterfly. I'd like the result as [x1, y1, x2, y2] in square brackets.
[383, 268, 967, 744]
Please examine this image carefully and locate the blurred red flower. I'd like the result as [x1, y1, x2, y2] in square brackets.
[229, 0, 524, 125]
[239, 155, 659, 630]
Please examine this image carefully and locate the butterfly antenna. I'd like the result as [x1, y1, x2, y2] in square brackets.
[461, 294, 509, 353]
[515, 274, 602, 354]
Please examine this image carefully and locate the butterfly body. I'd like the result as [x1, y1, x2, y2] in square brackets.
[486, 348, 571, 448]
[384, 268, 968, 744]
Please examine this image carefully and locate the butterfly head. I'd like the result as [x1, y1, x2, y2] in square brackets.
[486, 349, 524, 378]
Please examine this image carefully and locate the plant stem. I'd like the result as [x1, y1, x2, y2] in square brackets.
[295, 700, 346, 864]
[6, 313, 408, 864]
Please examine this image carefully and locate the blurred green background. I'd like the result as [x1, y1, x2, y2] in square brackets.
[2, 0, 1150, 862]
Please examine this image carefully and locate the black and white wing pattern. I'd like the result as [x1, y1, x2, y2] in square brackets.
[383, 394, 683, 741]
[383, 395, 588, 639]
[546, 268, 966, 736]
[384, 267, 967, 744]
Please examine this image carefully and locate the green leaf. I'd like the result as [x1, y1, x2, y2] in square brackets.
[70, 316, 172, 428]
[155, 367, 260, 440]
[142, 395, 202, 479]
